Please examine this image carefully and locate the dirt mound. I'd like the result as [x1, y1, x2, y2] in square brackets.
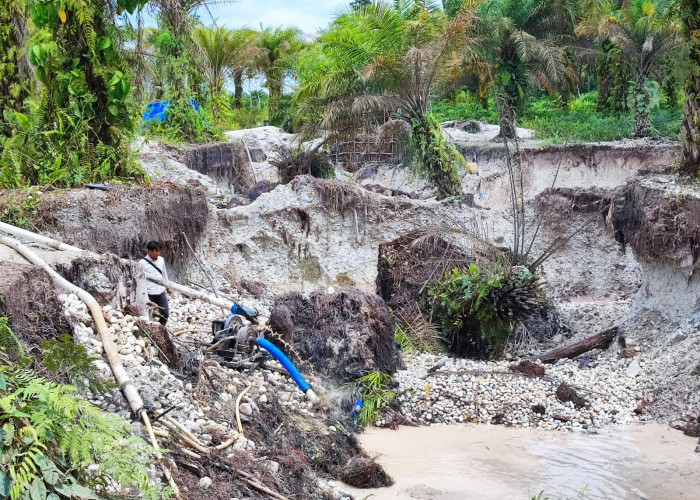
[612, 180, 699, 269]
[267, 287, 401, 382]
[376, 230, 469, 315]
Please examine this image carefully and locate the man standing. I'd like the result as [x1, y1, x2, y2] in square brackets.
[141, 241, 170, 325]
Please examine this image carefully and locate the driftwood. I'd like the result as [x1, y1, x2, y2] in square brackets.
[530, 327, 618, 364]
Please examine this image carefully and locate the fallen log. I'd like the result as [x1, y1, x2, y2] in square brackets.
[529, 327, 618, 364]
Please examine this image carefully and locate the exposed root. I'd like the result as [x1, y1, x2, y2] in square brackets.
[509, 360, 546, 378]
[339, 456, 394, 488]
[555, 381, 588, 409]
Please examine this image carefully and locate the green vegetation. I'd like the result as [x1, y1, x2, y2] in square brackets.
[295, 1, 475, 198]
[0, 192, 39, 230]
[350, 370, 396, 426]
[0, 0, 147, 188]
[427, 263, 544, 358]
[470, 0, 574, 138]
[679, 0, 700, 176]
[0, 319, 167, 500]
[256, 26, 305, 124]
[0, 0, 30, 140]
[41, 334, 114, 394]
[577, 0, 680, 138]
[0, 0, 698, 188]
[432, 91, 681, 143]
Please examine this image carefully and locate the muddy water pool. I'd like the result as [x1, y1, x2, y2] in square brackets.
[345, 423, 700, 500]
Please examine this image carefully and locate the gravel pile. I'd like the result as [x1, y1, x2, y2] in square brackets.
[393, 353, 646, 431]
[58, 293, 313, 450]
[59, 291, 359, 498]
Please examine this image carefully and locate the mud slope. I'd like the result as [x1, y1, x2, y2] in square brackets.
[33, 183, 208, 277]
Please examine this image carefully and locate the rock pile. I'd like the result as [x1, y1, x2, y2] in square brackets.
[393, 353, 645, 431]
[57, 292, 363, 500]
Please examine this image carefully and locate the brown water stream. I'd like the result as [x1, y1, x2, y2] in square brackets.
[345, 423, 700, 500]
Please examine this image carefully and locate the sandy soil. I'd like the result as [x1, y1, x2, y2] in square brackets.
[345, 424, 700, 500]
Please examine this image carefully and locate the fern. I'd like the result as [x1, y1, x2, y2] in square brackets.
[0, 321, 168, 499]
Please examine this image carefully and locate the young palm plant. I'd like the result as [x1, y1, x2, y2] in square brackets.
[577, 0, 681, 138]
[295, 0, 477, 198]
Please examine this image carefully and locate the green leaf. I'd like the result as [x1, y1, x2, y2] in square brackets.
[0, 373, 6, 391]
[107, 105, 118, 116]
[36, 456, 60, 486]
[46, 495, 59, 500]
[66, 483, 100, 499]
[27, 478, 47, 500]
[99, 38, 112, 50]
[0, 470, 10, 496]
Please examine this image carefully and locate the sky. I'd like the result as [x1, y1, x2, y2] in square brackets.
[201, 0, 350, 35]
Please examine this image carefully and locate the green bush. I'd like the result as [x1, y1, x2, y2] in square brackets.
[427, 263, 543, 359]
[520, 92, 681, 142]
[431, 91, 499, 124]
[41, 334, 114, 394]
[429, 89, 681, 143]
[350, 371, 395, 427]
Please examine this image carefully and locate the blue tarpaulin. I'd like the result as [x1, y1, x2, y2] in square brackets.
[142, 99, 202, 123]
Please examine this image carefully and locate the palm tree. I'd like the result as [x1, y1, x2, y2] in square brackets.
[192, 26, 238, 98]
[578, 0, 681, 138]
[472, 0, 574, 138]
[229, 28, 261, 109]
[678, 0, 700, 176]
[256, 25, 304, 120]
[295, 0, 476, 198]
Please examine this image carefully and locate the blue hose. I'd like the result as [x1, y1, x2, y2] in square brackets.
[255, 337, 311, 393]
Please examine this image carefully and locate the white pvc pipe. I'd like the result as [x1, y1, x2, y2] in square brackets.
[0, 221, 84, 252]
[0, 234, 144, 415]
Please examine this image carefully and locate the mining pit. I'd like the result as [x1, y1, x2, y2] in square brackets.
[0, 126, 698, 499]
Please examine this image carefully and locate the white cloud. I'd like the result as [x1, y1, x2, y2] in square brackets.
[202, 0, 349, 35]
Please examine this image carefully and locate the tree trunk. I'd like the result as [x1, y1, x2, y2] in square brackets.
[633, 78, 652, 138]
[268, 76, 282, 121]
[410, 115, 462, 199]
[234, 70, 243, 109]
[529, 327, 618, 364]
[681, 76, 700, 176]
[498, 101, 517, 139]
[681, 0, 700, 177]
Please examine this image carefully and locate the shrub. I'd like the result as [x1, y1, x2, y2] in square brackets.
[431, 91, 499, 124]
[427, 263, 544, 358]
